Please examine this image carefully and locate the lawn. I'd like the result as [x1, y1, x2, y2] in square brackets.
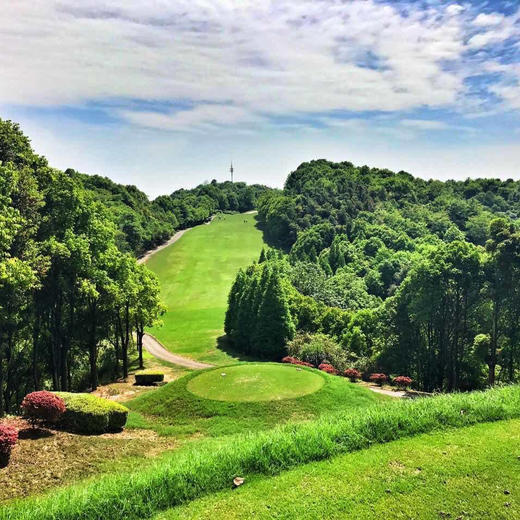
[145, 212, 264, 364]
[156, 418, 520, 520]
[126, 363, 388, 437]
[186, 364, 325, 402]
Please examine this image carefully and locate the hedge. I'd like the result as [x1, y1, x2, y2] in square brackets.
[135, 371, 164, 386]
[54, 393, 129, 434]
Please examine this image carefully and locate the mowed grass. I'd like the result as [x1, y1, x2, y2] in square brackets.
[157, 418, 520, 520]
[4, 386, 520, 520]
[126, 364, 387, 438]
[187, 364, 325, 402]
[145, 213, 264, 364]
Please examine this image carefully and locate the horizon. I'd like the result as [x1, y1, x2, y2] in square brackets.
[2, 0, 519, 198]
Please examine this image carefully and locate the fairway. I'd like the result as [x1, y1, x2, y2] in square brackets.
[145, 213, 264, 364]
[187, 364, 325, 402]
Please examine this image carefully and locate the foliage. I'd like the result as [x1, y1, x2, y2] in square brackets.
[55, 392, 129, 434]
[21, 391, 66, 424]
[369, 373, 388, 386]
[134, 371, 164, 385]
[287, 332, 346, 370]
[393, 376, 412, 389]
[318, 363, 339, 375]
[0, 424, 17, 460]
[4, 385, 520, 520]
[344, 368, 361, 382]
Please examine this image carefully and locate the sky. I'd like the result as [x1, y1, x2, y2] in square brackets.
[1, 0, 519, 198]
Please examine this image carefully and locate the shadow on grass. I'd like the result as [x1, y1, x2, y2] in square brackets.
[216, 335, 264, 363]
[18, 427, 55, 440]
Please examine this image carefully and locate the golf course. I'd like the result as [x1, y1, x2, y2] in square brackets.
[145, 212, 264, 364]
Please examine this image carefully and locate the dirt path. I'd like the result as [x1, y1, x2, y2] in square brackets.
[137, 229, 190, 264]
[143, 333, 214, 370]
[367, 385, 407, 398]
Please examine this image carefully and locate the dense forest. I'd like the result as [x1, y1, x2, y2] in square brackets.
[70, 170, 268, 256]
[226, 160, 520, 392]
[0, 118, 268, 415]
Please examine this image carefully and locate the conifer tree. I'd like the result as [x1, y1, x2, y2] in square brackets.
[224, 269, 246, 336]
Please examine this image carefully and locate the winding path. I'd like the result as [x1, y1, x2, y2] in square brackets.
[143, 333, 214, 370]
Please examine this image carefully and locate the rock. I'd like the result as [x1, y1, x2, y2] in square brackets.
[233, 477, 244, 488]
[504, 490, 511, 495]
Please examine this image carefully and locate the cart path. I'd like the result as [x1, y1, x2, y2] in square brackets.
[143, 333, 214, 370]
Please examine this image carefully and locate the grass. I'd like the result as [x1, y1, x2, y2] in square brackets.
[4, 385, 520, 520]
[125, 364, 387, 437]
[186, 364, 325, 402]
[156, 418, 520, 520]
[145, 213, 264, 364]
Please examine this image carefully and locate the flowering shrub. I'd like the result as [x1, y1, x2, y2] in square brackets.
[0, 424, 18, 466]
[393, 376, 413, 389]
[21, 391, 66, 425]
[281, 356, 315, 368]
[344, 368, 362, 382]
[318, 363, 338, 375]
[369, 373, 388, 386]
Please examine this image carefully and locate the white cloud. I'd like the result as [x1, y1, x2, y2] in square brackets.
[0, 0, 467, 120]
[472, 13, 504, 27]
[401, 119, 449, 130]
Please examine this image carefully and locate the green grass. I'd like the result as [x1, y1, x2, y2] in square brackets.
[157, 418, 520, 520]
[4, 386, 520, 520]
[186, 364, 325, 402]
[125, 364, 387, 437]
[145, 213, 264, 364]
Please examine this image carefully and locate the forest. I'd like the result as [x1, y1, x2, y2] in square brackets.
[0, 118, 268, 415]
[226, 160, 520, 392]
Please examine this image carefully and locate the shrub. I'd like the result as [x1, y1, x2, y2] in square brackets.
[394, 376, 413, 389]
[21, 391, 66, 425]
[318, 363, 338, 375]
[369, 373, 388, 386]
[135, 371, 164, 386]
[295, 360, 315, 368]
[287, 332, 347, 370]
[0, 424, 17, 466]
[344, 368, 362, 382]
[281, 356, 297, 364]
[55, 393, 129, 434]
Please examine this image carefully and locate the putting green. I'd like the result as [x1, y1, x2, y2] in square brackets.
[187, 364, 325, 402]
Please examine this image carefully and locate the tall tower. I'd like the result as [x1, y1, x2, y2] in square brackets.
[230, 161, 234, 183]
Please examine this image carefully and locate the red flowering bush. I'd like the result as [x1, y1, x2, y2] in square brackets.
[369, 373, 388, 386]
[344, 368, 362, 382]
[318, 363, 338, 375]
[281, 356, 315, 368]
[393, 376, 413, 389]
[0, 424, 18, 466]
[21, 391, 66, 425]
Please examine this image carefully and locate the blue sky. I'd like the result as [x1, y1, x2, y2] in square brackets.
[1, 0, 519, 197]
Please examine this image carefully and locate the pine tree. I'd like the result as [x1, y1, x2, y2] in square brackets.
[253, 268, 295, 359]
[224, 269, 246, 336]
[258, 248, 266, 263]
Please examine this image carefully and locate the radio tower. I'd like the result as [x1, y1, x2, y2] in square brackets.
[230, 161, 234, 183]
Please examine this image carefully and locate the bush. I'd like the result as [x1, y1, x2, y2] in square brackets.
[318, 363, 338, 375]
[394, 376, 413, 389]
[21, 391, 66, 425]
[4, 386, 520, 520]
[369, 373, 388, 386]
[287, 332, 346, 370]
[135, 371, 164, 386]
[344, 368, 361, 382]
[55, 393, 129, 434]
[0, 424, 17, 467]
[281, 356, 315, 368]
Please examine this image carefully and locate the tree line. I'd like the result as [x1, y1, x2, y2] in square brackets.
[227, 160, 520, 392]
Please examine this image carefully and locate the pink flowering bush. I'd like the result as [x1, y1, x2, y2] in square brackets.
[318, 363, 338, 375]
[0, 424, 18, 466]
[344, 368, 362, 382]
[21, 391, 66, 425]
[281, 356, 315, 368]
[369, 373, 388, 386]
[393, 376, 413, 389]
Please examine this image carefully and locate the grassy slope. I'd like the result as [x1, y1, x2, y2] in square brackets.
[146, 213, 264, 364]
[157, 418, 520, 520]
[126, 364, 388, 438]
